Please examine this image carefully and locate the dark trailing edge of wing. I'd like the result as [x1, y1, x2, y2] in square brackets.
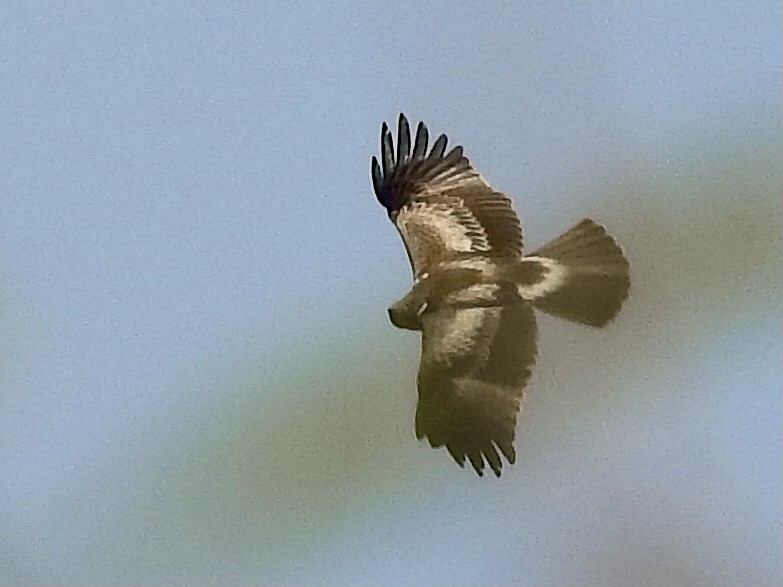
[371, 113, 468, 214]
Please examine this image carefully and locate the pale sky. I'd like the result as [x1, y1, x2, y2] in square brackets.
[1, 2, 780, 585]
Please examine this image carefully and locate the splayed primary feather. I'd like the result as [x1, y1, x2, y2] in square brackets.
[370, 114, 630, 477]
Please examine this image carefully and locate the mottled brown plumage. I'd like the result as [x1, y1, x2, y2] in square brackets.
[371, 114, 630, 476]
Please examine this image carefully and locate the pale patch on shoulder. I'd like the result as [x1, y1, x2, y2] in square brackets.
[396, 201, 490, 256]
[516, 257, 569, 300]
[422, 307, 501, 367]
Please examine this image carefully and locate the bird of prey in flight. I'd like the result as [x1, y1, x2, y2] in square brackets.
[370, 114, 630, 477]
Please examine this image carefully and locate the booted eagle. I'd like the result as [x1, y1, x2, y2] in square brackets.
[370, 114, 630, 477]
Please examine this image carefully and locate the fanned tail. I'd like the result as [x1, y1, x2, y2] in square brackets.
[526, 219, 630, 327]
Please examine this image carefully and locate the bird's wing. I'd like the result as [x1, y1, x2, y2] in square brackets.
[371, 114, 523, 280]
[415, 298, 537, 476]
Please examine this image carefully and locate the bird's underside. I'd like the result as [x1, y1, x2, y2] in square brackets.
[371, 114, 630, 477]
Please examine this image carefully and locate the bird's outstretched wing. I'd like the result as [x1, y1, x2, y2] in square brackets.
[371, 114, 523, 280]
[415, 298, 537, 477]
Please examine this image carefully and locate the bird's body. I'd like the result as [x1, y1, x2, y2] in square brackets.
[387, 256, 552, 330]
[370, 114, 630, 476]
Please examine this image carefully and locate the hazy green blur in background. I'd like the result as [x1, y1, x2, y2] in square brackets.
[1, 2, 780, 585]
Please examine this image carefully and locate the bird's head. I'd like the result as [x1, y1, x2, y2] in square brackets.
[387, 285, 429, 331]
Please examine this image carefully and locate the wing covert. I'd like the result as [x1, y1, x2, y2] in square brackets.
[371, 114, 524, 279]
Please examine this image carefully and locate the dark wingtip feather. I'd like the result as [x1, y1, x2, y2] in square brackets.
[412, 121, 429, 159]
[371, 115, 464, 213]
[484, 443, 503, 477]
[447, 445, 467, 468]
[397, 114, 410, 163]
[371, 156, 382, 195]
[467, 452, 485, 476]
[444, 145, 463, 163]
[429, 133, 448, 158]
[381, 123, 394, 175]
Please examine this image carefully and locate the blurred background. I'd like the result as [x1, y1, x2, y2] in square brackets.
[1, 1, 780, 585]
